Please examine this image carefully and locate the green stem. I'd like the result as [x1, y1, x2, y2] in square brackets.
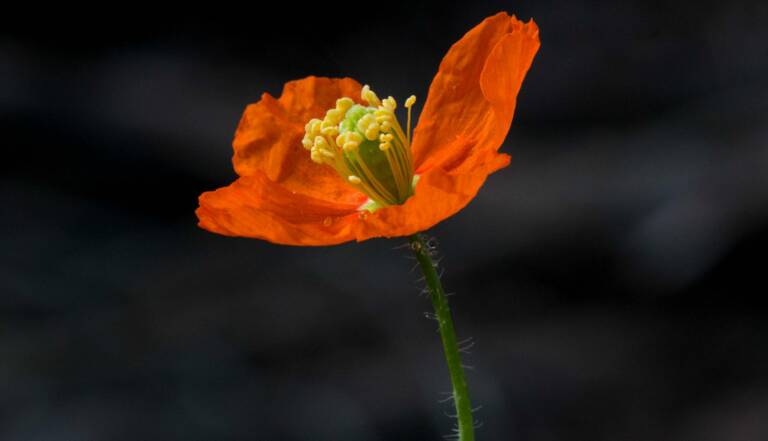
[409, 233, 475, 441]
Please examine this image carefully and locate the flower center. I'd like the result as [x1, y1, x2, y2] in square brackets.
[302, 85, 417, 211]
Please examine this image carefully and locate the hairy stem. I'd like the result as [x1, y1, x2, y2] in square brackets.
[409, 233, 475, 441]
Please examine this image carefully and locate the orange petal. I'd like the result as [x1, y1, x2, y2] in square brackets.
[232, 76, 364, 203]
[198, 144, 509, 245]
[352, 146, 510, 241]
[411, 12, 540, 172]
[197, 171, 366, 246]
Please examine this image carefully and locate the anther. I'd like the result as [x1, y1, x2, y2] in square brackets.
[335, 97, 354, 112]
[305, 118, 321, 134]
[314, 136, 327, 149]
[382, 96, 397, 111]
[405, 95, 417, 143]
[321, 126, 339, 137]
[361, 85, 381, 107]
[364, 125, 380, 141]
[356, 113, 376, 132]
[320, 119, 336, 131]
[348, 175, 362, 184]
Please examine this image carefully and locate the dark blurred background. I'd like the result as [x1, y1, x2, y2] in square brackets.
[3, 1, 768, 440]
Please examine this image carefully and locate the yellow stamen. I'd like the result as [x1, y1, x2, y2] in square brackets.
[405, 95, 416, 144]
[361, 85, 381, 107]
[325, 108, 342, 123]
[350, 149, 397, 204]
[382, 96, 397, 111]
[301, 85, 418, 211]
[336, 97, 354, 113]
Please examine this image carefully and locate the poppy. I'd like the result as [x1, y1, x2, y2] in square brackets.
[197, 12, 540, 246]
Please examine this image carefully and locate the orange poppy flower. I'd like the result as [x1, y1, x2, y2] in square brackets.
[196, 12, 540, 246]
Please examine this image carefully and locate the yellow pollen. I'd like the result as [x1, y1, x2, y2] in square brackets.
[364, 126, 379, 141]
[337, 131, 363, 151]
[321, 127, 338, 137]
[325, 108, 342, 122]
[405, 95, 417, 143]
[361, 85, 381, 107]
[320, 119, 335, 131]
[348, 175, 362, 184]
[314, 135, 327, 148]
[382, 96, 397, 111]
[355, 112, 382, 141]
[336, 97, 354, 112]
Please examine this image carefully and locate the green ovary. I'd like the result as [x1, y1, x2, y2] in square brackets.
[340, 105, 413, 205]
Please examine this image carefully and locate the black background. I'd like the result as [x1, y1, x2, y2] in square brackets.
[3, 1, 768, 440]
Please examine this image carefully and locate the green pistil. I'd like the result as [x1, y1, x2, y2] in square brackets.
[340, 105, 412, 205]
